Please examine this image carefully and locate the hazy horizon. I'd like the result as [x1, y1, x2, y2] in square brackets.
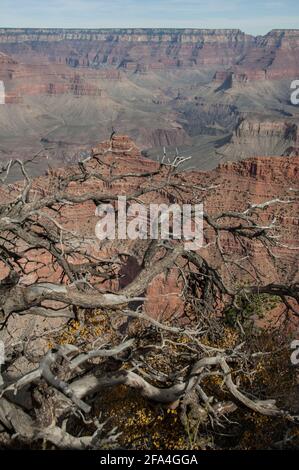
[0, 26, 299, 36]
[0, 0, 298, 36]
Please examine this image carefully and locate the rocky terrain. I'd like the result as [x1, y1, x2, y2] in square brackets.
[0, 133, 298, 451]
[1, 135, 297, 321]
[0, 28, 298, 171]
[0, 28, 298, 451]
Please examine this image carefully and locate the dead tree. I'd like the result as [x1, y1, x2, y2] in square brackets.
[0, 148, 298, 449]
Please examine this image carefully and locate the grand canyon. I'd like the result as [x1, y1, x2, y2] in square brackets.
[0, 26, 298, 452]
[0, 28, 299, 175]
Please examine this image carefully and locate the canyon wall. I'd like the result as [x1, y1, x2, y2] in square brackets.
[221, 119, 299, 159]
[0, 28, 298, 78]
[0, 29, 298, 182]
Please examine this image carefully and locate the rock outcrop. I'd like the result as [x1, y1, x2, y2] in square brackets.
[221, 119, 299, 159]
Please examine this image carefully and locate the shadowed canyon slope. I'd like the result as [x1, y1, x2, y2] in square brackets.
[0, 28, 299, 171]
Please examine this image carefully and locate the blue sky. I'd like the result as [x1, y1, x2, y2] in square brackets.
[0, 0, 298, 35]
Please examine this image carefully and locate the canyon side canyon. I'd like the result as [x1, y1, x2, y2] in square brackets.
[0, 28, 298, 174]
